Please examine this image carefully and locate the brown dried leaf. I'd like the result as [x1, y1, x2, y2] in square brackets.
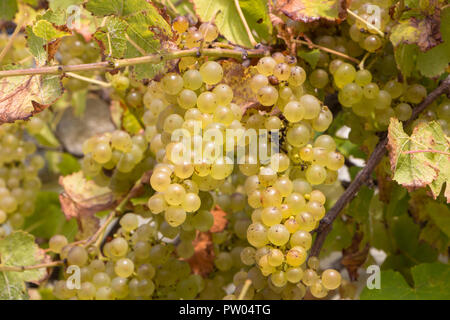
[0, 74, 63, 124]
[210, 205, 228, 233]
[186, 232, 215, 276]
[59, 172, 116, 238]
[341, 232, 370, 281]
[220, 60, 256, 111]
[276, 0, 348, 23]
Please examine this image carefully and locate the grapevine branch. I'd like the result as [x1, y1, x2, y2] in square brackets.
[0, 47, 266, 78]
[293, 39, 360, 64]
[309, 75, 450, 258]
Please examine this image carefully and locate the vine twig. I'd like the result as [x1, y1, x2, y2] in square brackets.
[0, 260, 64, 273]
[65, 72, 111, 88]
[0, 47, 266, 78]
[309, 75, 450, 257]
[346, 9, 384, 37]
[294, 39, 360, 64]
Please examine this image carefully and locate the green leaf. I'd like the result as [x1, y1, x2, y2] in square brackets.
[0, 0, 18, 20]
[35, 123, 61, 148]
[0, 232, 49, 300]
[94, 17, 128, 58]
[393, 44, 418, 78]
[48, 0, 83, 11]
[361, 263, 450, 299]
[277, 0, 346, 23]
[426, 201, 450, 238]
[32, 20, 71, 41]
[388, 119, 450, 201]
[297, 49, 321, 69]
[23, 191, 78, 241]
[346, 186, 374, 223]
[25, 26, 47, 66]
[321, 218, 353, 255]
[193, 0, 272, 47]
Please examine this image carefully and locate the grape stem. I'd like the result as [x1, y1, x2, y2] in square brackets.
[233, 0, 258, 47]
[346, 9, 385, 37]
[0, 47, 266, 78]
[0, 13, 27, 64]
[358, 52, 370, 70]
[293, 39, 361, 64]
[309, 75, 450, 258]
[65, 72, 111, 88]
[238, 279, 252, 300]
[0, 260, 64, 273]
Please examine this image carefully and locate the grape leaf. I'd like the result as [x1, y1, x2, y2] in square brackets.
[387, 119, 450, 202]
[426, 201, 450, 238]
[297, 49, 321, 69]
[0, 0, 18, 20]
[48, 0, 83, 11]
[393, 44, 418, 78]
[32, 20, 70, 41]
[416, 7, 450, 77]
[59, 172, 117, 239]
[25, 26, 47, 66]
[0, 232, 49, 300]
[390, 20, 421, 47]
[93, 16, 127, 58]
[276, 0, 347, 23]
[22, 191, 78, 241]
[192, 0, 272, 48]
[0, 74, 63, 124]
[361, 263, 450, 299]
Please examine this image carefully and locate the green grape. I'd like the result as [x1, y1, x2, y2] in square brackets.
[215, 252, 233, 271]
[339, 83, 363, 106]
[267, 224, 290, 246]
[271, 271, 287, 287]
[177, 89, 197, 109]
[162, 73, 184, 95]
[191, 210, 214, 232]
[374, 90, 392, 109]
[250, 74, 269, 93]
[173, 16, 189, 34]
[286, 267, 304, 283]
[109, 237, 129, 257]
[363, 35, 382, 52]
[164, 206, 186, 227]
[78, 282, 96, 300]
[182, 193, 201, 212]
[49, 235, 68, 254]
[286, 124, 310, 147]
[285, 246, 307, 266]
[111, 277, 129, 299]
[197, 91, 218, 113]
[185, 29, 203, 48]
[213, 84, 233, 105]
[384, 79, 404, 99]
[405, 84, 427, 104]
[256, 57, 277, 76]
[329, 59, 343, 74]
[354, 69, 372, 86]
[92, 143, 112, 164]
[334, 63, 356, 88]
[300, 94, 321, 119]
[283, 101, 305, 123]
[314, 134, 336, 151]
[363, 82, 379, 99]
[273, 63, 291, 81]
[326, 151, 344, 171]
[310, 280, 328, 298]
[150, 171, 171, 192]
[163, 114, 184, 133]
[111, 75, 130, 92]
[199, 23, 219, 42]
[126, 91, 143, 107]
[67, 246, 88, 266]
[309, 69, 329, 88]
[321, 269, 341, 290]
[120, 213, 139, 232]
[200, 61, 223, 85]
[394, 103, 412, 121]
[257, 85, 278, 106]
[261, 207, 282, 226]
[247, 222, 268, 247]
[288, 66, 306, 87]
[183, 69, 203, 90]
[349, 23, 363, 42]
[114, 258, 134, 278]
[96, 286, 115, 300]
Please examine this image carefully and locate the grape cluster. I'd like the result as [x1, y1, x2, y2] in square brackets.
[58, 35, 100, 91]
[52, 213, 206, 300]
[0, 123, 44, 235]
